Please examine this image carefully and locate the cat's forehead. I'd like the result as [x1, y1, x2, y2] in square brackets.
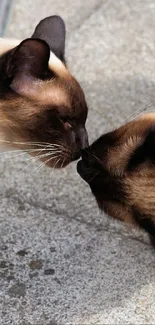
[17, 78, 71, 108]
[88, 113, 155, 175]
[28, 77, 86, 117]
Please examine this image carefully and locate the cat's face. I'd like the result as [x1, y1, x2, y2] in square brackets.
[0, 16, 88, 168]
[77, 113, 155, 233]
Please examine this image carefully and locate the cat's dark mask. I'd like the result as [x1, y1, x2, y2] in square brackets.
[77, 114, 155, 237]
[0, 16, 88, 168]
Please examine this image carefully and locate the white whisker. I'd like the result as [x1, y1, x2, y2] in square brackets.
[51, 157, 61, 171]
[60, 157, 65, 169]
[30, 154, 61, 176]
[50, 157, 62, 180]
[88, 171, 99, 183]
[125, 100, 155, 123]
[0, 146, 62, 163]
[21, 150, 61, 174]
[0, 148, 51, 156]
[26, 150, 61, 162]
[0, 139, 65, 149]
[25, 144, 62, 161]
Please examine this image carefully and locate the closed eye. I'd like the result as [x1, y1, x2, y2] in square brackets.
[58, 116, 74, 131]
[59, 114, 76, 128]
[60, 116, 71, 123]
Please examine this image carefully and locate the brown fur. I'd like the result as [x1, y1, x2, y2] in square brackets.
[77, 113, 155, 240]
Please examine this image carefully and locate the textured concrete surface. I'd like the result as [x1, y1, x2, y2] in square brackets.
[0, 0, 155, 324]
[0, 0, 12, 35]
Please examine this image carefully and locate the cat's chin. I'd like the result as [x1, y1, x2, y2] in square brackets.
[77, 159, 91, 182]
[77, 160, 85, 177]
[72, 151, 81, 161]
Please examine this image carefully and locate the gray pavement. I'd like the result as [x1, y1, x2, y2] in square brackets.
[0, 0, 155, 324]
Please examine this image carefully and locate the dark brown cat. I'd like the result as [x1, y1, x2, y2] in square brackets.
[0, 16, 88, 168]
[77, 113, 155, 240]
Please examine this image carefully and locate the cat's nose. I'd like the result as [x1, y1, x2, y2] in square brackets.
[77, 150, 97, 182]
[81, 149, 96, 166]
[77, 147, 100, 182]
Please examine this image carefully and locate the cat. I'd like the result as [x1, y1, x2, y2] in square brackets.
[77, 113, 155, 242]
[0, 16, 88, 168]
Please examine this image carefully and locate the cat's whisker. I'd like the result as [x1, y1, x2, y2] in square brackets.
[84, 148, 101, 164]
[27, 144, 62, 161]
[0, 140, 50, 147]
[0, 139, 49, 145]
[26, 150, 61, 164]
[0, 139, 65, 149]
[61, 147, 72, 158]
[21, 151, 62, 174]
[81, 168, 94, 176]
[25, 150, 62, 162]
[0, 148, 43, 156]
[46, 143, 64, 148]
[46, 156, 62, 179]
[51, 156, 61, 170]
[126, 100, 155, 122]
[53, 157, 61, 169]
[0, 147, 62, 162]
[0, 147, 55, 157]
[60, 157, 65, 169]
[0, 150, 43, 161]
[88, 171, 100, 183]
[31, 154, 61, 176]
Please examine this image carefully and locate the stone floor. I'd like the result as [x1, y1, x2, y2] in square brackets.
[0, 0, 155, 324]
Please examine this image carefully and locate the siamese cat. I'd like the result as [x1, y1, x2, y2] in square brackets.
[0, 16, 88, 168]
[77, 113, 155, 241]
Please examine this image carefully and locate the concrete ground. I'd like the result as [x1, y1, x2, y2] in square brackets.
[0, 0, 155, 324]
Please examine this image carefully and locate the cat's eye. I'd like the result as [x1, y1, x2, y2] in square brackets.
[60, 116, 70, 123]
[59, 115, 74, 128]
[60, 116, 73, 130]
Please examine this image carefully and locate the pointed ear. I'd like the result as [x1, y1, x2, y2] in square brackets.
[127, 126, 155, 171]
[7, 38, 50, 96]
[31, 15, 66, 62]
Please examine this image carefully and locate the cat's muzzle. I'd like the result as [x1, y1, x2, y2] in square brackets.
[77, 149, 99, 183]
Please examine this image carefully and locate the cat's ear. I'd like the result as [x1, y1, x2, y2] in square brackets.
[31, 16, 66, 62]
[6, 38, 50, 96]
[127, 125, 155, 171]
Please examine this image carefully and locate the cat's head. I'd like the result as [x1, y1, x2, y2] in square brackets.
[77, 114, 155, 228]
[0, 16, 88, 168]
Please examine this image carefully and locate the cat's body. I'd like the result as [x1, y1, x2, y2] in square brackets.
[77, 113, 155, 241]
[0, 16, 88, 168]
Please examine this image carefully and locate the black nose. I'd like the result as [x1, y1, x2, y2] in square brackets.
[77, 149, 98, 182]
[81, 149, 97, 166]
